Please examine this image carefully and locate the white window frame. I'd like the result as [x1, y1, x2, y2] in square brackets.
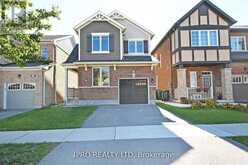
[191, 30, 219, 47]
[127, 39, 145, 55]
[190, 71, 197, 88]
[232, 75, 243, 84]
[7, 83, 21, 91]
[40, 47, 49, 59]
[230, 36, 247, 52]
[91, 33, 110, 54]
[92, 67, 110, 87]
[22, 83, 36, 91]
[243, 75, 248, 84]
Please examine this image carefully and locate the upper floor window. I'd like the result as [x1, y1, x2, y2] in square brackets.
[128, 40, 144, 54]
[40, 47, 48, 59]
[191, 30, 218, 47]
[231, 36, 247, 51]
[92, 33, 109, 53]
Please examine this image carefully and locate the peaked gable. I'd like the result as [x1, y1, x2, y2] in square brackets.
[176, 0, 236, 27]
[109, 10, 154, 38]
[73, 11, 126, 33]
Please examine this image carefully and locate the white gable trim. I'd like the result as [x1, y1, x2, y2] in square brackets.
[74, 11, 126, 33]
[109, 10, 155, 38]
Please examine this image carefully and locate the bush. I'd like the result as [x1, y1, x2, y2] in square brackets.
[224, 103, 248, 112]
[205, 99, 217, 109]
[192, 101, 203, 109]
[156, 90, 170, 101]
[180, 97, 192, 104]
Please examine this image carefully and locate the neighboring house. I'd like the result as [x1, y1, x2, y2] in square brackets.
[64, 10, 158, 105]
[0, 35, 76, 110]
[230, 26, 248, 102]
[152, 0, 247, 102]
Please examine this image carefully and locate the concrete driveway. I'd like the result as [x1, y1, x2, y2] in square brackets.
[0, 109, 31, 120]
[82, 104, 171, 128]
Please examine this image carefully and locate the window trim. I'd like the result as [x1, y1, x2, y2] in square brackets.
[40, 47, 49, 59]
[191, 30, 219, 47]
[127, 39, 145, 55]
[92, 67, 110, 87]
[91, 33, 110, 54]
[22, 83, 36, 91]
[230, 36, 247, 52]
[232, 74, 243, 84]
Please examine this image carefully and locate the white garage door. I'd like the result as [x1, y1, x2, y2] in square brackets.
[6, 83, 36, 110]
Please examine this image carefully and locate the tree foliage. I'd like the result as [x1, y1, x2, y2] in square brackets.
[0, 0, 60, 66]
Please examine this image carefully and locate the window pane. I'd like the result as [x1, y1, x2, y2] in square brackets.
[93, 68, 101, 86]
[238, 38, 245, 50]
[41, 48, 48, 59]
[200, 31, 208, 46]
[231, 38, 237, 51]
[102, 36, 109, 51]
[191, 31, 199, 46]
[210, 31, 217, 46]
[93, 36, 100, 51]
[101, 67, 110, 86]
[128, 41, 135, 53]
[136, 41, 144, 53]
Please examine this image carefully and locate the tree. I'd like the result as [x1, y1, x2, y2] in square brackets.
[0, 0, 60, 66]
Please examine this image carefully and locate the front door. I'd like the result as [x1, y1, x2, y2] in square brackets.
[201, 72, 213, 98]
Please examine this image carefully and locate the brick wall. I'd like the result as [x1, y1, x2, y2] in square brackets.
[76, 66, 156, 101]
[152, 37, 172, 93]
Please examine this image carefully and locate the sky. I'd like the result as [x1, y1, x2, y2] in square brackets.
[32, 0, 248, 49]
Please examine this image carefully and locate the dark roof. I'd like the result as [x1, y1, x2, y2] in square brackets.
[230, 26, 248, 32]
[122, 56, 152, 61]
[41, 35, 70, 42]
[152, 0, 237, 54]
[64, 44, 153, 64]
[65, 44, 79, 63]
[0, 62, 45, 67]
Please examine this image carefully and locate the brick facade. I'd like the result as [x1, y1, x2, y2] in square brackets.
[71, 66, 156, 102]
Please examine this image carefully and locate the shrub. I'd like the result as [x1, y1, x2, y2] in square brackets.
[205, 99, 217, 109]
[180, 97, 192, 104]
[192, 101, 203, 109]
[156, 90, 170, 101]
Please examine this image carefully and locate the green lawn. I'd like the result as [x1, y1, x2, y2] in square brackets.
[0, 143, 57, 165]
[229, 136, 248, 147]
[0, 106, 96, 131]
[157, 102, 248, 124]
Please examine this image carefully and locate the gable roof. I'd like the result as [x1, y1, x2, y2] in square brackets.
[73, 11, 126, 33]
[108, 10, 155, 38]
[41, 35, 70, 42]
[152, 0, 237, 54]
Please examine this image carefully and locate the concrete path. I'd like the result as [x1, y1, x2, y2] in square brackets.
[0, 123, 248, 144]
[82, 104, 171, 128]
[0, 109, 32, 120]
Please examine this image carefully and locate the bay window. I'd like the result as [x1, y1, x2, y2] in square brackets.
[191, 30, 218, 47]
[93, 67, 110, 87]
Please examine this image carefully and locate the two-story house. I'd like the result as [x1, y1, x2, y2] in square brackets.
[152, 0, 237, 102]
[0, 35, 76, 110]
[64, 11, 158, 105]
[230, 26, 248, 102]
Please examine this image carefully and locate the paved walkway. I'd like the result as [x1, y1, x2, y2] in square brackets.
[0, 123, 247, 144]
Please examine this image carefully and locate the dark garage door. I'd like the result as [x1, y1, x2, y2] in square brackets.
[119, 79, 148, 104]
[233, 84, 248, 103]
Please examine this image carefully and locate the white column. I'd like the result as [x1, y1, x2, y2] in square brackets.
[221, 68, 233, 101]
[3, 83, 7, 110]
[64, 68, 68, 104]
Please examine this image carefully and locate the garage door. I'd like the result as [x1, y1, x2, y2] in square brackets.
[119, 79, 148, 104]
[6, 83, 36, 109]
[232, 75, 248, 103]
[233, 84, 248, 103]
